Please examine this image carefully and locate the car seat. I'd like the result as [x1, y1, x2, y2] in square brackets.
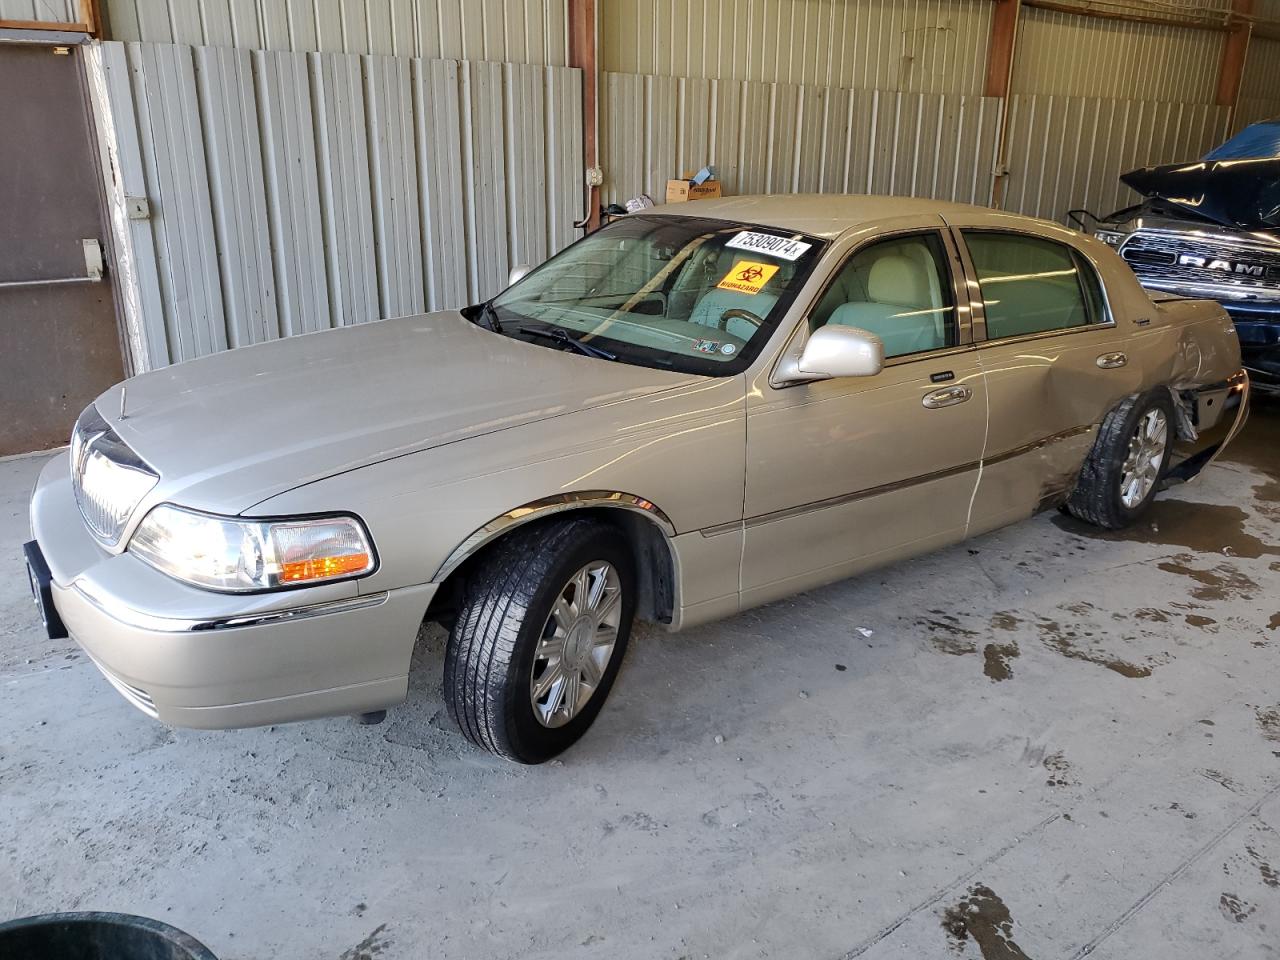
[688, 250, 788, 340]
[827, 251, 947, 356]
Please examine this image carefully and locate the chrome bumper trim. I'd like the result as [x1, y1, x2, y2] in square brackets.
[70, 583, 390, 634]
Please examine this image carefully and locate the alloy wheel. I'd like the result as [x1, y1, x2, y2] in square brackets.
[1119, 408, 1168, 509]
[529, 561, 623, 728]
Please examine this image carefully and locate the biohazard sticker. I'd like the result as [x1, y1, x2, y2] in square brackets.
[717, 260, 779, 295]
[724, 231, 812, 261]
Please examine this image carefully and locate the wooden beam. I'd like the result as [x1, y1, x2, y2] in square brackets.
[1217, 0, 1253, 108]
[0, 18, 91, 32]
[568, 0, 600, 232]
[985, 0, 1020, 98]
[1021, 0, 1229, 33]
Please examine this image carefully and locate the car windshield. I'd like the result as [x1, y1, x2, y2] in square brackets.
[481, 214, 824, 375]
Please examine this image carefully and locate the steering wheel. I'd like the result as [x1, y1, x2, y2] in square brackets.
[718, 308, 765, 332]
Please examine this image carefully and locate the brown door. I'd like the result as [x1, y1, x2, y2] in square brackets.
[0, 42, 123, 456]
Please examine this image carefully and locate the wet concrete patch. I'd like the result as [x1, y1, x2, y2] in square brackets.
[983, 642, 1019, 681]
[1255, 705, 1280, 742]
[990, 611, 1021, 631]
[941, 885, 1031, 960]
[1043, 751, 1077, 787]
[1052, 500, 1279, 559]
[919, 613, 979, 657]
[1035, 617, 1167, 678]
[1156, 556, 1258, 602]
[1220, 892, 1256, 923]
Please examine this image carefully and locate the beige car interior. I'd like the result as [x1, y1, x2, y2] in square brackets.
[809, 236, 954, 357]
[679, 245, 790, 340]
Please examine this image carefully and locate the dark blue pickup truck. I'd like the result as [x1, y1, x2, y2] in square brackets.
[1091, 120, 1280, 394]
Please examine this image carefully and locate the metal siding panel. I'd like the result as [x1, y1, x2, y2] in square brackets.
[197, 0, 235, 45]
[712, 78, 743, 196]
[132, 0, 173, 41]
[462, 60, 510, 301]
[195, 45, 280, 347]
[227, 0, 263, 47]
[311, 51, 379, 324]
[678, 76, 713, 180]
[98, 40, 170, 368]
[644, 74, 678, 198]
[255, 48, 331, 336]
[601, 71, 644, 205]
[503, 62, 549, 273]
[545, 65, 582, 251]
[286, 0, 318, 50]
[133, 42, 227, 360]
[414, 57, 468, 310]
[366, 53, 425, 318]
[258, 0, 291, 49]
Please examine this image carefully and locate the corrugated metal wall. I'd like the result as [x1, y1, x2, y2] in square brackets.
[1010, 6, 1226, 104]
[0, 0, 77, 21]
[91, 40, 582, 370]
[1238, 36, 1280, 130]
[602, 71, 1001, 206]
[103, 0, 569, 64]
[601, 0, 994, 94]
[1003, 96, 1231, 219]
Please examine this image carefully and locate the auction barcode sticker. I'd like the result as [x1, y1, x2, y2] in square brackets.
[724, 231, 813, 261]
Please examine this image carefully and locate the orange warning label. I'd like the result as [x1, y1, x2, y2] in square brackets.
[716, 260, 779, 295]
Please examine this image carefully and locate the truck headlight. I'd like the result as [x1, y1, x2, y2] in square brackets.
[1094, 230, 1125, 247]
[129, 505, 376, 592]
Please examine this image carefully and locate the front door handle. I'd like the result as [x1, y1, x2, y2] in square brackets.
[1096, 352, 1128, 369]
[922, 384, 972, 409]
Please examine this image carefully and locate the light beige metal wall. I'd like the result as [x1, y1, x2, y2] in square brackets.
[89, 40, 582, 370]
[1002, 95, 1231, 219]
[1009, 5, 1226, 104]
[601, 0, 994, 94]
[103, 0, 568, 64]
[1237, 36, 1280, 130]
[0, 0, 77, 21]
[602, 72, 1001, 206]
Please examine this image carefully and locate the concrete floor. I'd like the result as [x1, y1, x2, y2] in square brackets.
[2, 405, 1279, 960]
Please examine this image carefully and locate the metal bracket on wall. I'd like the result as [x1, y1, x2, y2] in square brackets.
[0, 238, 104, 290]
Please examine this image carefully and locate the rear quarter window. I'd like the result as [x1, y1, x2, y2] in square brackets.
[964, 231, 1104, 339]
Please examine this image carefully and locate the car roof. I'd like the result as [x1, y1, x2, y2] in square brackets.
[646, 193, 1062, 239]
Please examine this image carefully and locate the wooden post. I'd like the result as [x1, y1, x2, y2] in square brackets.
[1217, 0, 1254, 113]
[985, 0, 1021, 208]
[568, 0, 600, 232]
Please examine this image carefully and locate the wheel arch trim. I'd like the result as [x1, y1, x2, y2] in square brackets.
[431, 491, 677, 583]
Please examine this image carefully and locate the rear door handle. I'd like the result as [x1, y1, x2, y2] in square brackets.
[922, 384, 972, 409]
[1096, 352, 1127, 369]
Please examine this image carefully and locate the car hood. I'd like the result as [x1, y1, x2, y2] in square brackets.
[1120, 157, 1280, 231]
[101, 312, 697, 513]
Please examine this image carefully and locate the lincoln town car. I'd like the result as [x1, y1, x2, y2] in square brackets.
[26, 195, 1248, 763]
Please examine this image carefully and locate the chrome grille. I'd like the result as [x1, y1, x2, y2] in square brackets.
[1118, 229, 1280, 300]
[70, 404, 159, 546]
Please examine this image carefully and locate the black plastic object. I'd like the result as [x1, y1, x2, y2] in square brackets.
[1120, 158, 1280, 231]
[0, 912, 218, 960]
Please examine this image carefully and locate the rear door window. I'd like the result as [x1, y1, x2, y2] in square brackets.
[963, 231, 1103, 339]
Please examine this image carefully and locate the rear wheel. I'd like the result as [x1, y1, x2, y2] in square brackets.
[1066, 391, 1174, 529]
[443, 518, 635, 764]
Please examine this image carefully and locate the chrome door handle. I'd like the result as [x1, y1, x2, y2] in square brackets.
[922, 384, 972, 409]
[1096, 352, 1127, 369]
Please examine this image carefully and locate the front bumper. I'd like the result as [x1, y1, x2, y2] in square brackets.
[28, 452, 435, 729]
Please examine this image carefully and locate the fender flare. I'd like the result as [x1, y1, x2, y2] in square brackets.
[431, 490, 676, 582]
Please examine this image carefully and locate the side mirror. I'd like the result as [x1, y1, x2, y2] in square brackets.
[507, 264, 533, 287]
[787, 325, 884, 381]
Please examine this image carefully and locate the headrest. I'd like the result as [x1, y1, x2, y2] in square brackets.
[867, 254, 931, 308]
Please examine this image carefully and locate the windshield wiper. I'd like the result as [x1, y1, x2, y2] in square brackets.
[518, 325, 617, 361]
[474, 301, 503, 333]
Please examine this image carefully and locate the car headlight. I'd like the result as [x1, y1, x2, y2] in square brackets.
[129, 504, 376, 592]
[1094, 230, 1125, 248]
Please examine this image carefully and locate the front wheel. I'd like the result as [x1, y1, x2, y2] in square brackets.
[443, 518, 636, 763]
[1066, 390, 1175, 529]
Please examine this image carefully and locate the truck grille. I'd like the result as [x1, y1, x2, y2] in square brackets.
[1119, 230, 1280, 300]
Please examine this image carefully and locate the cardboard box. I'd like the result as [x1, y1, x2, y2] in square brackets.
[665, 178, 722, 203]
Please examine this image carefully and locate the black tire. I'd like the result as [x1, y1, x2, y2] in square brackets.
[1066, 390, 1175, 530]
[443, 517, 636, 764]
